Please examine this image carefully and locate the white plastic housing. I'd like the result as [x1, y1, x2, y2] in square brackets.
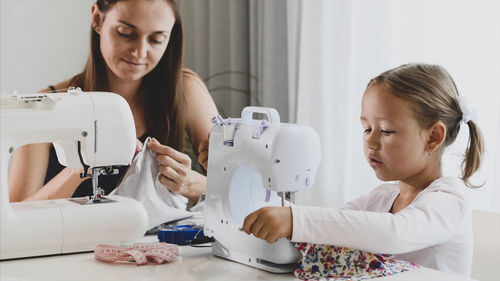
[204, 106, 321, 272]
[0, 91, 147, 260]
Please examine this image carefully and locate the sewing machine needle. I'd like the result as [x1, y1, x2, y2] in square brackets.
[92, 169, 97, 194]
[92, 168, 99, 202]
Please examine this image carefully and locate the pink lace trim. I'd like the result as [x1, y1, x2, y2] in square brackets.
[94, 242, 179, 265]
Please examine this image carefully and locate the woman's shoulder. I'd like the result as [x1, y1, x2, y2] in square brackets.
[181, 68, 215, 106]
[182, 68, 201, 79]
[39, 79, 73, 93]
[181, 68, 208, 93]
[179, 68, 218, 143]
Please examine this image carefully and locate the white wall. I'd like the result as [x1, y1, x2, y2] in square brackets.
[295, 0, 500, 213]
[0, 0, 92, 92]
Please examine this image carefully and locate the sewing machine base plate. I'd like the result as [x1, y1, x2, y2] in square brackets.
[212, 242, 295, 273]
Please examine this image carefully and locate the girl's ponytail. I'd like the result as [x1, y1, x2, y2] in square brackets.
[461, 120, 484, 188]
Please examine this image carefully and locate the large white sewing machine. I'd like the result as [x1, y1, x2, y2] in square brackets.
[203, 107, 321, 273]
[0, 88, 148, 260]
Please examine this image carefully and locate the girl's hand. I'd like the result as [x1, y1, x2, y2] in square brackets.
[243, 206, 293, 243]
[147, 138, 191, 195]
[198, 137, 209, 170]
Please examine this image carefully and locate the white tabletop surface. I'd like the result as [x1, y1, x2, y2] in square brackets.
[0, 239, 476, 281]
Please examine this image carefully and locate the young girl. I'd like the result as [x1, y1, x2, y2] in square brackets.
[243, 63, 484, 276]
[8, 0, 218, 203]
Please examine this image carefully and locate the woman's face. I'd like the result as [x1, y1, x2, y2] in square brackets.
[93, 0, 175, 82]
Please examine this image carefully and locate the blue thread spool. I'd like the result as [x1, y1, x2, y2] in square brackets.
[157, 225, 203, 245]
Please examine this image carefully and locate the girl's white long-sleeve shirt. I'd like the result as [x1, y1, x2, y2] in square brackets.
[290, 177, 472, 276]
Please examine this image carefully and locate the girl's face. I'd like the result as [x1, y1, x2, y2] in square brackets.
[93, 0, 175, 82]
[361, 84, 431, 182]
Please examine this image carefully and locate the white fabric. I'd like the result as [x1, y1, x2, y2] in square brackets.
[290, 177, 473, 277]
[111, 137, 197, 229]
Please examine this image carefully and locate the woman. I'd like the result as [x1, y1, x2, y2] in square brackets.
[8, 0, 217, 203]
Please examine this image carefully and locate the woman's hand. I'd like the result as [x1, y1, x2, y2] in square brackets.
[135, 139, 144, 156]
[243, 206, 293, 243]
[197, 137, 209, 170]
[147, 138, 191, 195]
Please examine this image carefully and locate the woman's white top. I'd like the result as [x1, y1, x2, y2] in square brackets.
[290, 177, 473, 276]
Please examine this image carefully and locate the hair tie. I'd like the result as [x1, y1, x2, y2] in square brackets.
[458, 95, 476, 124]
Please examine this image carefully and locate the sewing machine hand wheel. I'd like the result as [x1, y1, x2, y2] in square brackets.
[241, 106, 280, 127]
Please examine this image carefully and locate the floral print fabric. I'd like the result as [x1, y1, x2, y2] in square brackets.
[293, 243, 419, 280]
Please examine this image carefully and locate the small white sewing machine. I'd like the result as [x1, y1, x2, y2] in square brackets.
[203, 106, 321, 273]
[0, 88, 148, 260]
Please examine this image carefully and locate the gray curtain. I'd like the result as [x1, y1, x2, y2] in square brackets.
[179, 0, 301, 122]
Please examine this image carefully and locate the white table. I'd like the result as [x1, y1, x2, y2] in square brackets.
[0, 239, 476, 281]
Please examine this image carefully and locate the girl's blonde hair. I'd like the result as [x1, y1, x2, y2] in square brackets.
[368, 63, 484, 188]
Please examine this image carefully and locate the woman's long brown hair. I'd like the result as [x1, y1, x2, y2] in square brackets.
[71, 0, 185, 151]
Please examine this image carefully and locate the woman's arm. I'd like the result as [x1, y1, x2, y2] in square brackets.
[149, 69, 218, 203]
[181, 69, 218, 201]
[182, 69, 218, 156]
[8, 142, 87, 202]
